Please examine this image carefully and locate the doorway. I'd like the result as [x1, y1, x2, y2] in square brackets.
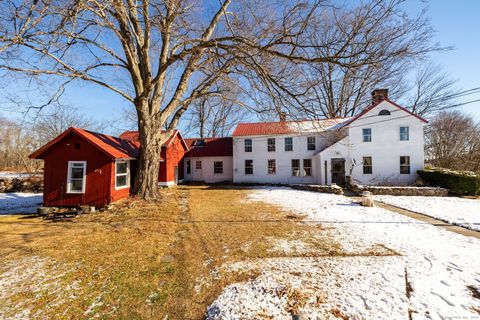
[331, 158, 346, 186]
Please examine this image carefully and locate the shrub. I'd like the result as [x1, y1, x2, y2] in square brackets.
[417, 167, 480, 195]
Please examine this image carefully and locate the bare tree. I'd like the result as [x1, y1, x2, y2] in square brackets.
[0, 0, 440, 199]
[31, 105, 106, 145]
[0, 117, 39, 171]
[425, 111, 480, 172]
[408, 62, 459, 117]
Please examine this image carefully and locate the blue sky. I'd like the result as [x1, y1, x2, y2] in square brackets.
[406, 0, 480, 119]
[1, 1, 479, 133]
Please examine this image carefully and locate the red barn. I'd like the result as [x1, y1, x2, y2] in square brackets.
[119, 130, 189, 186]
[30, 127, 188, 207]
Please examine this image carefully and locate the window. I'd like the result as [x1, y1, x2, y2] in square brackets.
[74, 143, 80, 149]
[267, 138, 276, 152]
[193, 139, 205, 146]
[400, 156, 410, 174]
[244, 139, 252, 152]
[285, 137, 293, 151]
[379, 109, 391, 115]
[362, 128, 372, 142]
[115, 160, 130, 189]
[268, 159, 276, 174]
[307, 137, 315, 150]
[67, 161, 86, 193]
[363, 157, 372, 174]
[400, 126, 409, 141]
[186, 160, 191, 174]
[303, 159, 312, 176]
[214, 161, 223, 174]
[245, 160, 253, 175]
[196, 160, 202, 170]
[291, 159, 300, 176]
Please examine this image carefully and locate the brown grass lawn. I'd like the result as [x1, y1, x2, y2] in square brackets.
[0, 186, 343, 319]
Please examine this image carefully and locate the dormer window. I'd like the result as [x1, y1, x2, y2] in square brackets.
[193, 139, 205, 146]
[379, 109, 391, 116]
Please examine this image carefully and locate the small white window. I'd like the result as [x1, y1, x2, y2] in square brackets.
[196, 160, 202, 170]
[67, 161, 86, 194]
[362, 128, 372, 142]
[115, 160, 130, 190]
[400, 126, 409, 141]
[214, 161, 223, 174]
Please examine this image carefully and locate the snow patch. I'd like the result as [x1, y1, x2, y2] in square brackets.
[375, 195, 480, 231]
[0, 192, 42, 214]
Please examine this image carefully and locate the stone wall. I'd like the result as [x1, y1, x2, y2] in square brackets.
[351, 184, 448, 196]
[0, 177, 43, 193]
[290, 184, 344, 195]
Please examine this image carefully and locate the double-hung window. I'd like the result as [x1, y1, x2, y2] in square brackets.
[196, 161, 202, 170]
[307, 137, 316, 150]
[245, 160, 253, 175]
[214, 161, 223, 174]
[291, 159, 300, 176]
[303, 159, 312, 176]
[244, 139, 252, 152]
[363, 157, 372, 174]
[115, 160, 130, 189]
[400, 126, 409, 141]
[400, 156, 410, 174]
[284, 137, 293, 151]
[267, 159, 276, 175]
[267, 138, 276, 152]
[67, 161, 86, 193]
[362, 128, 372, 142]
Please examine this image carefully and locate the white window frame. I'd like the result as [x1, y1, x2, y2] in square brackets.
[214, 161, 223, 174]
[115, 159, 130, 190]
[303, 159, 312, 176]
[267, 159, 276, 175]
[400, 126, 409, 141]
[284, 137, 293, 151]
[66, 161, 87, 194]
[244, 139, 252, 152]
[362, 128, 372, 142]
[307, 137, 316, 150]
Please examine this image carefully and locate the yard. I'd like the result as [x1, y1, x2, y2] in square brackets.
[0, 187, 479, 319]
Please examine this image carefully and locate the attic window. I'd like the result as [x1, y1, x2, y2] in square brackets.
[379, 109, 391, 116]
[193, 139, 205, 146]
[74, 143, 80, 149]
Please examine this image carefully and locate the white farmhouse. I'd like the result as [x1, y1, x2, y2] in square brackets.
[232, 89, 427, 186]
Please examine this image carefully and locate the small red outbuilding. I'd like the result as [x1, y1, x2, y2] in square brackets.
[30, 127, 188, 207]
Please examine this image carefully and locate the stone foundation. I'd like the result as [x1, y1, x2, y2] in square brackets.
[290, 184, 344, 195]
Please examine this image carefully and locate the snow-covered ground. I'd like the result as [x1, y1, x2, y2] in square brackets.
[207, 188, 480, 320]
[0, 193, 42, 214]
[0, 171, 40, 179]
[375, 195, 480, 231]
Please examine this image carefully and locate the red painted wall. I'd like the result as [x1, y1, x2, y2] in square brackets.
[42, 132, 128, 207]
[158, 134, 186, 184]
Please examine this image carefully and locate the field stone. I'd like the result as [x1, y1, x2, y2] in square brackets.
[160, 255, 175, 263]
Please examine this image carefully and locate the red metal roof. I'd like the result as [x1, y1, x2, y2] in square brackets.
[29, 127, 139, 160]
[184, 138, 232, 157]
[119, 129, 189, 150]
[232, 119, 348, 136]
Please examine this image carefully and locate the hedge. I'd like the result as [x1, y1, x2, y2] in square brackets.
[417, 168, 480, 196]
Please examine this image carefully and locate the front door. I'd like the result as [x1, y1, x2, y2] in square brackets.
[331, 158, 346, 186]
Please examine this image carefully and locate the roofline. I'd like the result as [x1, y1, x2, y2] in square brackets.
[341, 99, 428, 128]
[165, 129, 189, 151]
[235, 117, 348, 126]
[29, 127, 136, 160]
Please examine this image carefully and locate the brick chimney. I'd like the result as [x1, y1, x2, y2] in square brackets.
[279, 111, 287, 122]
[371, 89, 388, 104]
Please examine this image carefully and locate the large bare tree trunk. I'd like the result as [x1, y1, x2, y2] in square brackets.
[134, 110, 164, 200]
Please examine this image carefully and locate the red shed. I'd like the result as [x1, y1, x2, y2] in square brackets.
[29, 127, 139, 207]
[119, 130, 189, 186]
